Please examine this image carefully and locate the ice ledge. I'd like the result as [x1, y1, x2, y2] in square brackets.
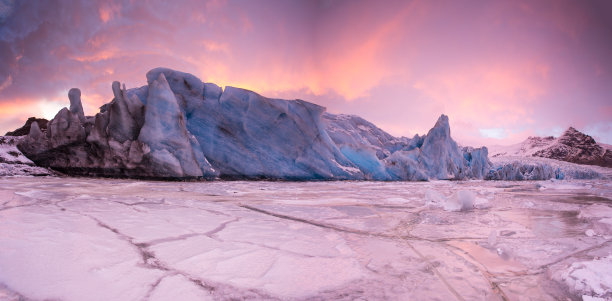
[13, 67, 605, 181]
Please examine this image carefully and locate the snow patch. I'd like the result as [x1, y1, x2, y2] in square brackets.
[0, 136, 53, 177]
[558, 256, 612, 299]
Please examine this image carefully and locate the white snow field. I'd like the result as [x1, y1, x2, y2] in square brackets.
[0, 177, 611, 300]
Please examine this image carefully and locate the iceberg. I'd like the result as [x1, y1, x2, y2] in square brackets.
[17, 67, 497, 180]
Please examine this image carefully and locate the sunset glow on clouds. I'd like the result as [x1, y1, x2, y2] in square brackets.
[0, 0, 611, 146]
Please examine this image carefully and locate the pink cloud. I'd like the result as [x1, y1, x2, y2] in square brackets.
[0, 0, 611, 146]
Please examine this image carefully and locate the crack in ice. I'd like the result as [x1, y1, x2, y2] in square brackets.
[442, 243, 511, 300]
[138, 218, 239, 247]
[240, 204, 474, 300]
[53, 202, 276, 300]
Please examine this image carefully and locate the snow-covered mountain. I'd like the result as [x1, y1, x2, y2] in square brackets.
[15, 67, 491, 181]
[484, 127, 612, 181]
[490, 127, 612, 168]
[534, 127, 612, 167]
[489, 136, 556, 157]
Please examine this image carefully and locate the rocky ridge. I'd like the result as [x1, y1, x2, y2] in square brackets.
[533, 127, 612, 167]
[4, 117, 48, 136]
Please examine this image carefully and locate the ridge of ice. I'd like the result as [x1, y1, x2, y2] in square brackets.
[14, 67, 606, 181]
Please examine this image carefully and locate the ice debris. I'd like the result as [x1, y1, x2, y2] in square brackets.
[0, 136, 53, 176]
[558, 255, 612, 299]
[425, 189, 476, 211]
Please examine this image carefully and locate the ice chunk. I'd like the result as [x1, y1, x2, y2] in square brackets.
[522, 201, 535, 208]
[558, 255, 612, 298]
[456, 190, 475, 211]
[425, 189, 447, 208]
[488, 230, 497, 246]
[425, 189, 474, 212]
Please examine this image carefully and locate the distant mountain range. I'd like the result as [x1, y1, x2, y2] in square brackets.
[489, 127, 612, 168]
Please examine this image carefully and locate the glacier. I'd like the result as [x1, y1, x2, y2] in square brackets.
[14, 67, 608, 181]
[17, 67, 493, 181]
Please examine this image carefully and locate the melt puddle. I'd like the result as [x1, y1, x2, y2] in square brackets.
[448, 241, 526, 275]
[496, 209, 587, 238]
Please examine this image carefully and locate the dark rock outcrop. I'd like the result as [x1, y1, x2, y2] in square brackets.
[5, 117, 48, 136]
[0, 135, 54, 176]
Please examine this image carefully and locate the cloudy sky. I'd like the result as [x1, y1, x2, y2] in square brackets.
[1, 0, 611, 146]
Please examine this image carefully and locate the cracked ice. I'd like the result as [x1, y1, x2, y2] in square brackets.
[0, 177, 611, 300]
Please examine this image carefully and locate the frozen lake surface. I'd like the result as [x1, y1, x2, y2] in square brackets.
[0, 177, 611, 300]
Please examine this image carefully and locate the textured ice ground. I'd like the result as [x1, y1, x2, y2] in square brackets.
[0, 178, 611, 301]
